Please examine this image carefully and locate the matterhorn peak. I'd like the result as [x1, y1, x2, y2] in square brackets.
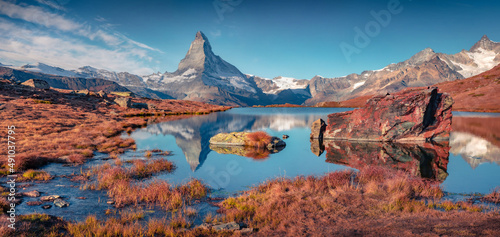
[177, 31, 216, 73]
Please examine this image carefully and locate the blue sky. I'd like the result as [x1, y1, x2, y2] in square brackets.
[0, 0, 499, 78]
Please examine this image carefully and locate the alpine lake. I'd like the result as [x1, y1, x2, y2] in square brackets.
[11, 107, 500, 222]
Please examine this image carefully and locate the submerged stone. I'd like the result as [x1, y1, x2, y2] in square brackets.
[23, 190, 40, 197]
[54, 198, 70, 208]
[40, 195, 60, 201]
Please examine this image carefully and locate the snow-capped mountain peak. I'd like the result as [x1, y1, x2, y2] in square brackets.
[14, 62, 78, 77]
[150, 31, 259, 95]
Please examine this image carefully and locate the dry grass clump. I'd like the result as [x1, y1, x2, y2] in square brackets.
[245, 131, 272, 148]
[90, 158, 175, 189]
[18, 169, 52, 181]
[427, 200, 483, 212]
[66, 211, 232, 237]
[1, 213, 67, 237]
[482, 188, 500, 204]
[218, 166, 498, 236]
[84, 159, 207, 209]
[0, 198, 9, 214]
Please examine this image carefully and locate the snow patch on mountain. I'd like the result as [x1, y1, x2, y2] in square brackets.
[264, 76, 308, 94]
[12, 63, 78, 77]
[352, 81, 366, 91]
[205, 71, 257, 93]
[453, 48, 498, 78]
[160, 69, 198, 84]
[142, 72, 162, 83]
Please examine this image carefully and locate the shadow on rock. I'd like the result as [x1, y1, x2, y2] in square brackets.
[321, 140, 450, 182]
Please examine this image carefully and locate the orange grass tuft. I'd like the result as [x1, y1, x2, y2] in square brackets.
[245, 131, 272, 148]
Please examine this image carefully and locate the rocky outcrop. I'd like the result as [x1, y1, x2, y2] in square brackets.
[310, 119, 326, 140]
[319, 87, 453, 142]
[114, 97, 131, 108]
[21, 79, 50, 89]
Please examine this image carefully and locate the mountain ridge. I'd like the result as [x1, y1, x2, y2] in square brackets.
[3, 33, 500, 106]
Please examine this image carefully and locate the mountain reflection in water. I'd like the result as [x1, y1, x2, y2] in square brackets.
[141, 108, 331, 170]
[133, 108, 500, 182]
[451, 116, 500, 169]
[125, 108, 500, 193]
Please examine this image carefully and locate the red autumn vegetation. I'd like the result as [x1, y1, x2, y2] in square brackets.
[0, 80, 230, 173]
[244, 148, 271, 160]
[82, 158, 207, 209]
[483, 188, 500, 204]
[1, 166, 499, 236]
[245, 131, 272, 148]
[218, 166, 500, 236]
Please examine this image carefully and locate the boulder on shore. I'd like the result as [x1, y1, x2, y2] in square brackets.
[21, 79, 50, 90]
[114, 97, 131, 108]
[318, 87, 453, 142]
[310, 119, 326, 140]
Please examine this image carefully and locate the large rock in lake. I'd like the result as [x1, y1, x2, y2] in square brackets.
[209, 131, 286, 150]
[322, 87, 453, 142]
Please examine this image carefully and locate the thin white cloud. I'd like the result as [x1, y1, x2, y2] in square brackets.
[0, 1, 162, 75]
[94, 16, 107, 22]
[210, 29, 222, 38]
[0, 18, 155, 75]
[0, 0, 79, 31]
[34, 0, 67, 11]
[0, 0, 160, 51]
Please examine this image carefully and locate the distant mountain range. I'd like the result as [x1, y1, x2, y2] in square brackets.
[1, 33, 499, 106]
[0, 66, 130, 92]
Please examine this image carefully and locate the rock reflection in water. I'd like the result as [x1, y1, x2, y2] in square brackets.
[210, 144, 286, 160]
[321, 140, 450, 181]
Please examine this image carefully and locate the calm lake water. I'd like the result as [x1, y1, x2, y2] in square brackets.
[11, 107, 500, 221]
[125, 107, 500, 195]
